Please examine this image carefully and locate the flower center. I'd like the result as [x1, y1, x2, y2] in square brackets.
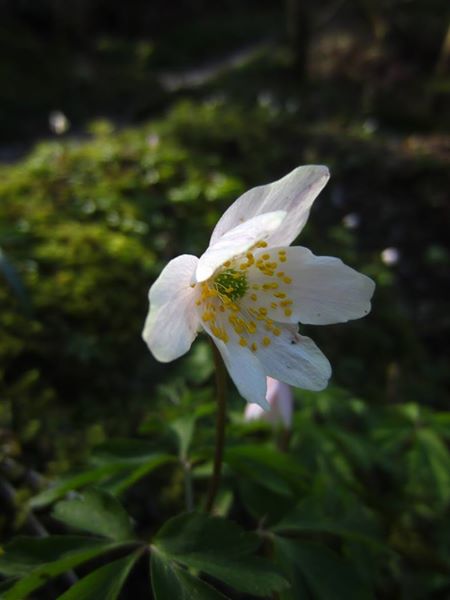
[195, 241, 294, 350]
[213, 269, 248, 301]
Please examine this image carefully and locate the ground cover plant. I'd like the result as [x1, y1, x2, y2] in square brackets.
[0, 1, 449, 598]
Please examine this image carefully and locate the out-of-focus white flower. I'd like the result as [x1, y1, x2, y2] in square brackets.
[245, 377, 293, 428]
[143, 166, 375, 409]
[49, 111, 70, 135]
[342, 213, 360, 229]
[381, 247, 399, 265]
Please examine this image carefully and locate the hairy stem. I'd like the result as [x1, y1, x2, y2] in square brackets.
[205, 339, 227, 513]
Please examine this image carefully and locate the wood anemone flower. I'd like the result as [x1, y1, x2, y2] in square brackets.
[143, 166, 375, 409]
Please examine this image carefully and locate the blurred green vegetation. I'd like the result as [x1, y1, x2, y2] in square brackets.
[0, 1, 449, 598]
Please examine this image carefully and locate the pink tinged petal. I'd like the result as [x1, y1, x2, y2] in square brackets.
[266, 377, 294, 428]
[256, 325, 332, 391]
[195, 211, 286, 283]
[244, 402, 265, 421]
[142, 254, 200, 362]
[244, 377, 293, 427]
[209, 165, 330, 248]
[213, 337, 269, 409]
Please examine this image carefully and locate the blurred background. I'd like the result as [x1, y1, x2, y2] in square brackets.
[0, 1, 449, 597]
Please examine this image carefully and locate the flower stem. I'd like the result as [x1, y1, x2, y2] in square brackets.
[205, 339, 227, 513]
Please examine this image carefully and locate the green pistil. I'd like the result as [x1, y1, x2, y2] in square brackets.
[214, 269, 248, 301]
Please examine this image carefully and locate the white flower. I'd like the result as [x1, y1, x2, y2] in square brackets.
[245, 377, 293, 428]
[143, 166, 375, 409]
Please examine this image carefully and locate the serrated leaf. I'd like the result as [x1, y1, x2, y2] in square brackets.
[154, 512, 258, 558]
[151, 551, 230, 600]
[0, 537, 123, 600]
[178, 554, 289, 597]
[52, 488, 134, 541]
[153, 512, 288, 597]
[274, 538, 373, 600]
[57, 550, 142, 599]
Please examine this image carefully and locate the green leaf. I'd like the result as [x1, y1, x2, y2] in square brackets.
[30, 452, 175, 508]
[225, 445, 305, 497]
[0, 536, 109, 577]
[151, 550, 230, 600]
[274, 538, 373, 600]
[273, 495, 383, 547]
[408, 428, 450, 504]
[52, 488, 134, 541]
[91, 440, 170, 466]
[57, 550, 142, 599]
[100, 455, 175, 496]
[179, 554, 289, 597]
[171, 416, 196, 460]
[0, 537, 124, 600]
[30, 464, 130, 509]
[154, 512, 258, 558]
[153, 512, 288, 597]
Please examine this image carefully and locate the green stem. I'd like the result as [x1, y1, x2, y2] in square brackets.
[205, 339, 227, 513]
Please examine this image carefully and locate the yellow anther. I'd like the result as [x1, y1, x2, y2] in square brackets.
[258, 307, 268, 316]
[262, 283, 272, 290]
[250, 293, 258, 301]
[195, 300, 201, 306]
[261, 253, 270, 260]
[284, 308, 292, 317]
[267, 262, 277, 269]
[257, 241, 268, 248]
[278, 250, 286, 256]
[283, 277, 292, 284]
[224, 261, 231, 267]
[239, 337, 248, 347]
[274, 292, 286, 298]
[252, 284, 260, 290]
[277, 271, 285, 278]
[271, 302, 278, 309]
[262, 337, 271, 347]
[247, 321, 257, 334]
[251, 342, 258, 352]
[271, 282, 278, 289]
[273, 327, 281, 336]
[279, 256, 287, 263]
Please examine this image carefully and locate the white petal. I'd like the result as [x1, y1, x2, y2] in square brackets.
[213, 337, 269, 409]
[195, 211, 286, 283]
[210, 165, 329, 248]
[247, 246, 375, 325]
[142, 255, 200, 362]
[256, 326, 331, 391]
